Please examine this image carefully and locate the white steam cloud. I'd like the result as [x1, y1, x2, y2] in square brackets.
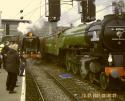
[17, 18, 45, 35]
[17, 22, 33, 35]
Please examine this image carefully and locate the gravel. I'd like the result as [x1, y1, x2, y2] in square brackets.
[27, 60, 72, 101]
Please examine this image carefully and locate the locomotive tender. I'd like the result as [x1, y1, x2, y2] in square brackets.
[40, 14, 125, 90]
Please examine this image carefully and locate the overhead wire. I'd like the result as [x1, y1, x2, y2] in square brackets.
[29, 1, 76, 25]
[59, 6, 77, 22]
[13, 0, 34, 18]
[96, 0, 113, 5]
[61, 4, 77, 17]
[58, 0, 113, 26]
[68, 4, 112, 24]
[18, 0, 113, 26]
[96, 5, 112, 13]
[23, 6, 41, 17]
[13, 0, 42, 19]
[38, 0, 113, 26]
[58, 2, 78, 25]
[22, 1, 45, 19]
[27, 3, 45, 21]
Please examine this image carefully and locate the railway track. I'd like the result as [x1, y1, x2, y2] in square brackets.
[29, 69, 45, 101]
[44, 69, 80, 101]
[26, 59, 72, 101]
[39, 62, 125, 101]
[26, 59, 125, 101]
[26, 69, 45, 101]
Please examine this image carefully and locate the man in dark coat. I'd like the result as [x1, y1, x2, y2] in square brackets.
[6, 45, 20, 93]
[1, 41, 10, 69]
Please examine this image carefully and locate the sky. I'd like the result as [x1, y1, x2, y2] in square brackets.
[0, 0, 123, 33]
[0, 0, 115, 23]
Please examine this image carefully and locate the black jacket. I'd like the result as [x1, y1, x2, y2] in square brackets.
[1, 45, 10, 68]
[6, 49, 20, 73]
[1, 45, 10, 55]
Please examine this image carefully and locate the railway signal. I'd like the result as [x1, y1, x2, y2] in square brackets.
[81, 0, 96, 22]
[45, 0, 61, 22]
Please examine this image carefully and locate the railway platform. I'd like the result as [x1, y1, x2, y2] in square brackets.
[0, 68, 25, 101]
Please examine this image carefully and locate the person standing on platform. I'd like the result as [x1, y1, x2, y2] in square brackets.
[5, 44, 20, 93]
[0, 51, 2, 73]
[0, 43, 4, 69]
[1, 41, 10, 70]
[0, 52, 2, 69]
[19, 55, 26, 76]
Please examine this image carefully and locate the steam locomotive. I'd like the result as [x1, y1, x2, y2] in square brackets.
[40, 14, 125, 90]
[20, 32, 41, 59]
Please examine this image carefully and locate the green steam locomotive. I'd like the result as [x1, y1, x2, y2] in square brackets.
[40, 14, 125, 90]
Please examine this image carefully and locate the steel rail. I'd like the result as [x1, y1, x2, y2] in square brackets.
[28, 69, 45, 101]
[44, 69, 80, 101]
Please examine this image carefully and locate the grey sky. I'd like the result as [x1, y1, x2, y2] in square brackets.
[1, 0, 123, 32]
[0, 0, 114, 21]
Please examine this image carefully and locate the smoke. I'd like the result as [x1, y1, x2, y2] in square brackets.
[33, 18, 45, 30]
[58, 4, 80, 27]
[17, 22, 33, 35]
[17, 18, 45, 35]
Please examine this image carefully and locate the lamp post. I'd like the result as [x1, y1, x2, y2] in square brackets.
[20, 10, 23, 19]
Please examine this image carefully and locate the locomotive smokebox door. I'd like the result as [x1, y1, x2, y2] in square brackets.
[102, 15, 125, 51]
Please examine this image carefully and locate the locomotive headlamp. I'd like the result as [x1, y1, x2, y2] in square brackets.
[108, 53, 113, 64]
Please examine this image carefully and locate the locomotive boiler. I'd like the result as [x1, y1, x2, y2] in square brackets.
[40, 14, 125, 90]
